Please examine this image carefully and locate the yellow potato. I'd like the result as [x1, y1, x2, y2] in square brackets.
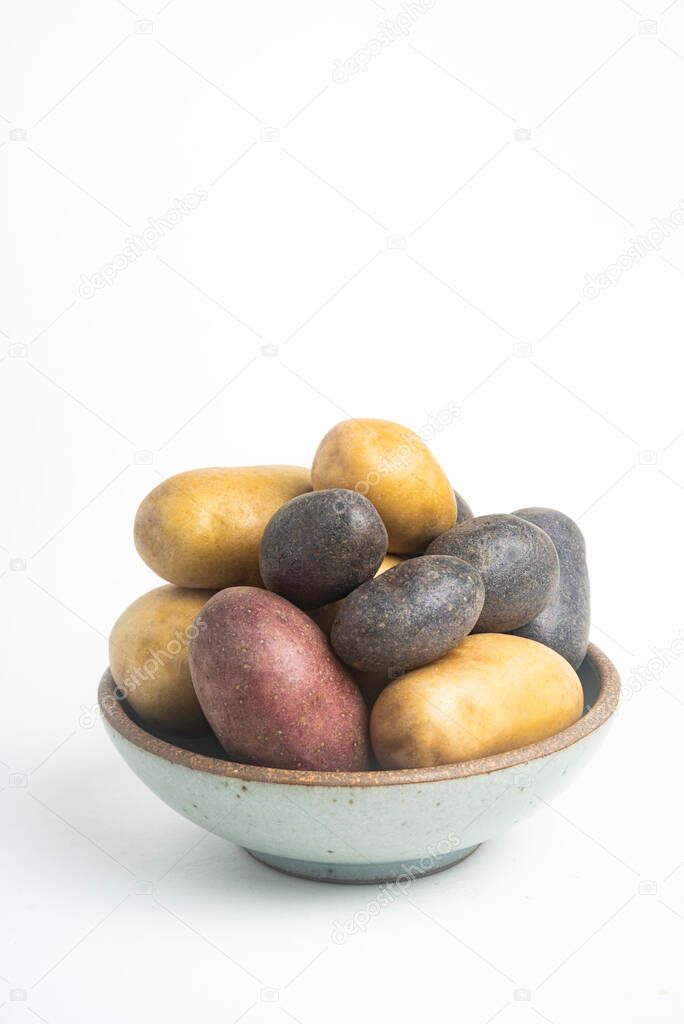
[308, 554, 405, 637]
[134, 466, 311, 588]
[311, 419, 456, 553]
[109, 585, 213, 734]
[371, 633, 584, 768]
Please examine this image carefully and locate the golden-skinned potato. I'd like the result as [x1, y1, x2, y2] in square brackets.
[371, 633, 584, 768]
[308, 554, 405, 637]
[109, 585, 213, 735]
[134, 466, 311, 589]
[311, 419, 456, 553]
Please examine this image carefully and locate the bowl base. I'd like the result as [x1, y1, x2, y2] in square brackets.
[246, 844, 481, 884]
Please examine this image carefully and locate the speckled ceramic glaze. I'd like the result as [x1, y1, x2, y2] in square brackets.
[99, 643, 619, 884]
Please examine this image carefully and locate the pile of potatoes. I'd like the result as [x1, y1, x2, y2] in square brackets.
[109, 418, 589, 771]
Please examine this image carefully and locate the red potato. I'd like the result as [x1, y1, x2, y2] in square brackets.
[188, 587, 371, 771]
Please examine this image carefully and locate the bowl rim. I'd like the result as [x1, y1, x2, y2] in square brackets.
[98, 642, 620, 788]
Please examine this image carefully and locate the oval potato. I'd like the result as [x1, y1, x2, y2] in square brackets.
[109, 585, 212, 734]
[309, 554, 406, 709]
[189, 587, 371, 771]
[260, 488, 388, 609]
[311, 418, 456, 553]
[511, 507, 590, 668]
[308, 553, 405, 637]
[371, 633, 584, 768]
[427, 514, 559, 632]
[134, 466, 311, 589]
[331, 555, 485, 675]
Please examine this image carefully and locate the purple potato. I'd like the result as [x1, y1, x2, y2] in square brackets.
[331, 555, 485, 675]
[260, 489, 388, 609]
[427, 514, 559, 632]
[511, 507, 590, 668]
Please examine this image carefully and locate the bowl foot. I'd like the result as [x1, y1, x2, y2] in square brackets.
[245, 844, 481, 884]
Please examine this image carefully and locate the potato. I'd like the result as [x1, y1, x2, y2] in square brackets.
[511, 507, 590, 668]
[109, 585, 212, 735]
[308, 553, 405, 637]
[311, 418, 456, 553]
[188, 587, 371, 771]
[331, 555, 485, 675]
[427, 514, 559, 632]
[371, 633, 584, 768]
[259, 489, 387, 609]
[310, 553, 406, 708]
[134, 466, 311, 589]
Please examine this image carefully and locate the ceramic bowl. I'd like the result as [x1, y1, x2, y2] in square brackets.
[99, 643, 619, 884]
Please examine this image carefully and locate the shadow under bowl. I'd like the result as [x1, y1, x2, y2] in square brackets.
[99, 642, 619, 884]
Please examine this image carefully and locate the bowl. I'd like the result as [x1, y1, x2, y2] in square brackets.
[99, 642, 619, 884]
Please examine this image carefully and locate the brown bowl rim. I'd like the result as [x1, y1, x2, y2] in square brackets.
[98, 642, 619, 787]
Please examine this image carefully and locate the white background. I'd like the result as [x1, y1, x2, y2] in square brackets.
[2, 0, 684, 1020]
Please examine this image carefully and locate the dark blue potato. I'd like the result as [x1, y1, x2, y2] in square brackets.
[511, 507, 590, 669]
[454, 489, 474, 524]
[427, 514, 559, 633]
[330, 555, 485, 675]
[259, 489, 388, 610]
